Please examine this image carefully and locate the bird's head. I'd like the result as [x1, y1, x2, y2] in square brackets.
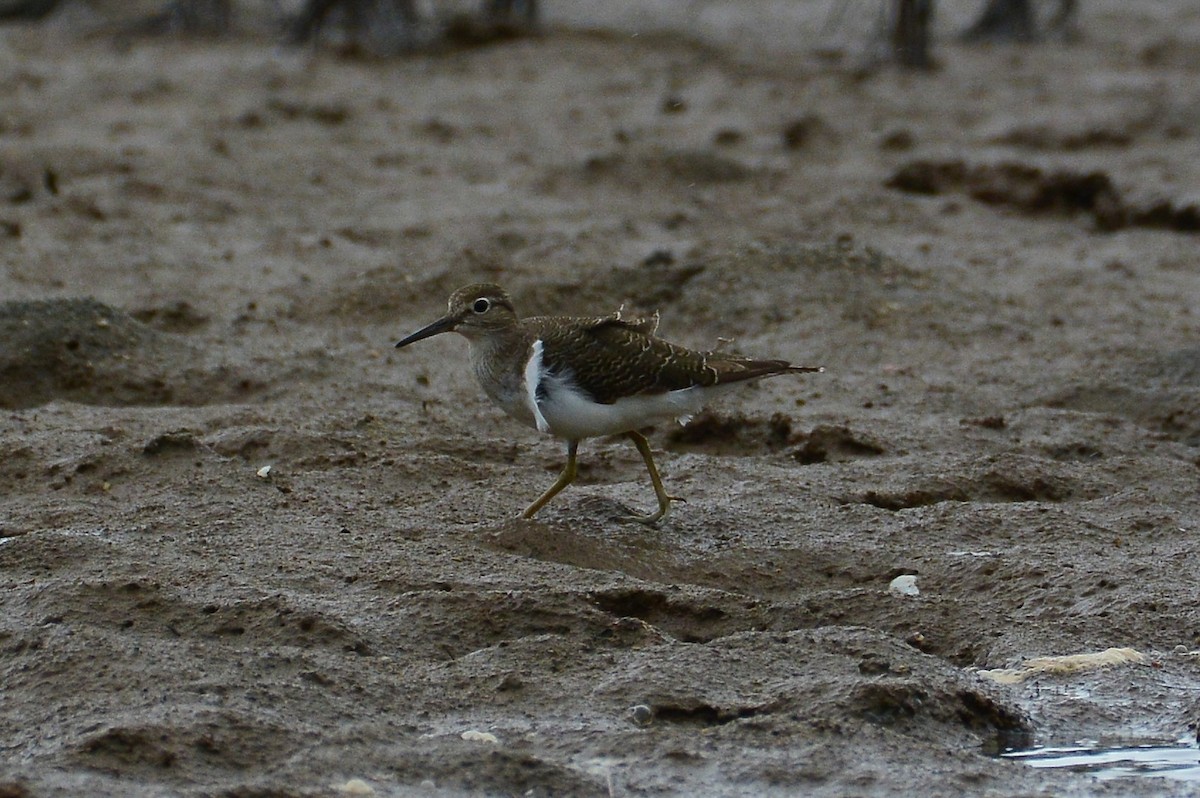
[395, 283, 519, 348]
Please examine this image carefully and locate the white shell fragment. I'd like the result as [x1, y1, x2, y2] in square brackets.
[978, 647, 1147, 684]
[461, 730, 499, 744]
[888, 574, 920, 597]
[256, 465, 273, 478]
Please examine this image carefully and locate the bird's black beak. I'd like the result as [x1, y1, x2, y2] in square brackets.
[395, 314, 458, 348]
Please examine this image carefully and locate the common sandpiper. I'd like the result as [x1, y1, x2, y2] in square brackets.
[395, 283, 821, 523]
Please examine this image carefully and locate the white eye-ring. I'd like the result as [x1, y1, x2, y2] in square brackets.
[472, 298, 491, 314]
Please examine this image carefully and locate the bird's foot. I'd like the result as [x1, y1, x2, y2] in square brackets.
[616, 495, 683, 526]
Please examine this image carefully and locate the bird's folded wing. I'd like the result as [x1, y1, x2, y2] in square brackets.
[535, 316, 721, 404]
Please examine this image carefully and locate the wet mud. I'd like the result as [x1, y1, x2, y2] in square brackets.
[2, 2, 1200, 796]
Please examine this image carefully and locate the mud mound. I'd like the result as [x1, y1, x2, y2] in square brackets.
[665, 409, 796, 455]
[886, 159, 1200, 233]
[665, 412, 888, 461]
[595, 627, 1032, 748]
[790, 423, 887, 463]
[74, 711, 307, 780]
[0, 299, 263, 409]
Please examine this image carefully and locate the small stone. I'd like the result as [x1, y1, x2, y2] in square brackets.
[782, 114, 824, 150]
[889, 574, 919, 597]
[879, 129, 915, 151]
[496, 673, 524, 691]
[336, 779, 376, 796]
[630, 704, 654, 726]
[256, 465, 272, 478]
[661, 95, 687, 114]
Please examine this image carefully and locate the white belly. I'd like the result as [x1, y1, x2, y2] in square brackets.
[541, 377, 708, 439]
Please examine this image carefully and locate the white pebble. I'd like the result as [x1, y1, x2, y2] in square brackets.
[256, 465, 273, 478]
[889, 574, 919, 597]
[461, 730, 499, 743]
[336, 779, 376, 796]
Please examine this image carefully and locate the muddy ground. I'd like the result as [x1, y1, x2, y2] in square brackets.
[2, 2, 1200, 796]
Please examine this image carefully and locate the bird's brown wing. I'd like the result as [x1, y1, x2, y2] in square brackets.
[530, 315, 815, 405]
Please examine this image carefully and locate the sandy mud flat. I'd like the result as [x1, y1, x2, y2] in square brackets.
[2, 2, 1199, 795]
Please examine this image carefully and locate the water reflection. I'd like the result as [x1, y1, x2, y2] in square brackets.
[1004, 738, 1200, 781]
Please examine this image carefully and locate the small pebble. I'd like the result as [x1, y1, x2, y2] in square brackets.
[256, 465, 272, 478]
[889, 574, 919, 597]
[631, 704, 654, 726]
[336, 779, 376, 796]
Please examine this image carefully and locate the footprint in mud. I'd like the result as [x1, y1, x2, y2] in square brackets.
[839, 454, 1083, 510]
[481, 515, 679, 584]
[587, 585, 768, 644]
[1044, 346, 1200, 451]
[75, 711, 305, 776]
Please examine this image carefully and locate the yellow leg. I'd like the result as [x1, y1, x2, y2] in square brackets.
[522, 439, 579, 519]
[622, 430, 681, 525]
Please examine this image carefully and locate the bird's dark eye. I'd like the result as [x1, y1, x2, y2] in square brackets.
[472, 298, 490, 314]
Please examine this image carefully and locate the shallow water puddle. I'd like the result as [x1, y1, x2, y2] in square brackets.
[1004, 738, 1200, 781]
